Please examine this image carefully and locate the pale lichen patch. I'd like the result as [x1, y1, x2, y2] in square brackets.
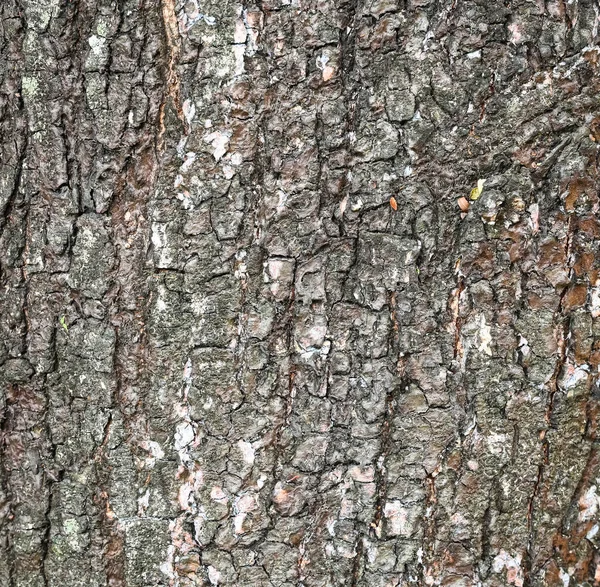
[560, 363, 590, 391]
[383, 501, 416, 537]
[478, 314, 493, 356]
[237, 440, 255, 465]
[87, 35, 106, 56]
[493, 550, 524, 587]
[578, 485, 599, 522]
[21, 76, 39, 98]
[204, 130, 231, 161]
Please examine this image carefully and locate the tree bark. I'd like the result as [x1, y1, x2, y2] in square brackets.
[1, 0, 600, 585]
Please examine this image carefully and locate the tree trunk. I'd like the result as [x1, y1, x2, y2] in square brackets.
[1, 0, 600, 585]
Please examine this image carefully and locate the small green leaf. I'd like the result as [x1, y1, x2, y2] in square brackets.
[470, 178, 486, 201]
[59, 316, 68, 333]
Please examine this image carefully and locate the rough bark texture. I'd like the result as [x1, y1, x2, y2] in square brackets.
[2, 0, 600, 585]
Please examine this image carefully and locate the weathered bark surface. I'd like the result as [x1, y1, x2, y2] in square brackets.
[1, 0, 600, 585]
